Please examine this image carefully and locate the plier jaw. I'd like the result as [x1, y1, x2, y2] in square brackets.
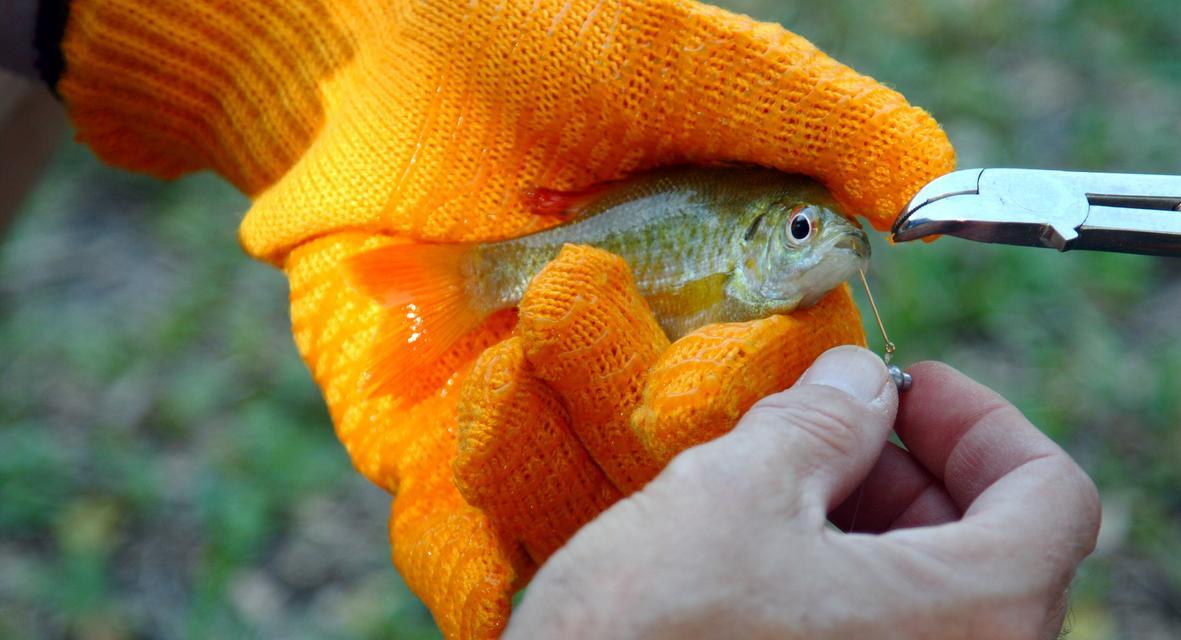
[892, 168, 1181, 256]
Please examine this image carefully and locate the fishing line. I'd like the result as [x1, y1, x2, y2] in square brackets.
[844, 475, 869, 536]
[842, 268, 908, 536]
[857, 268, 912, 392]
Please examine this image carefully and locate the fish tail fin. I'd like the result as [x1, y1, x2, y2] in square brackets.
[347, 243, 485, 400]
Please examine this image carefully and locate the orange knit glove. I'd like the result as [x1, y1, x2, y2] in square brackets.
[451, 244, 865, 564]
[55, 0, 955, 637]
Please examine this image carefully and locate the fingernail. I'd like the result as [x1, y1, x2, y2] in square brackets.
[798, 345, 889, 402]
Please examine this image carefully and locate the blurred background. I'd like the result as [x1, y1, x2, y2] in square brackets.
[1, 0, 1178, 637]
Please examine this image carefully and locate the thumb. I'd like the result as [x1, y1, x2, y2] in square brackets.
[674, 346, 898, 527]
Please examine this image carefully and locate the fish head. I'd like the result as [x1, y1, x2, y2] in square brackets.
[739, 196, 870, 309]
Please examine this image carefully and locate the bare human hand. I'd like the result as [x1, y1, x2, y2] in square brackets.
[508, 346, 1101, 640]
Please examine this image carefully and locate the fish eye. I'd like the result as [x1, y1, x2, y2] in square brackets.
[786, 207, 817, 245]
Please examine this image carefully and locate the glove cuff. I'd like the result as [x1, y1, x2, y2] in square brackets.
[57, 0, 355, 195]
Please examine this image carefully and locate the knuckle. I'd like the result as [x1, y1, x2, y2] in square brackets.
[790, 403, 864, 459]
[1073, 466, 1103, 535]
[1059, 458, 1103, 556]
[743, 389, 866, 461]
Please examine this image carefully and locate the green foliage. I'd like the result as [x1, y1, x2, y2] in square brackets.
[0, 155, 440, 638]
[3, 0, 1180, 637]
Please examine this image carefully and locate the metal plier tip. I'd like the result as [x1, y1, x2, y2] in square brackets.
[892, 168, 1181, 256]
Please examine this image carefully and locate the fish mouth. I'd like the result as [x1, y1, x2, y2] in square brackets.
[827, 231, 871, 290]
[832, 231, 871, 261]
[785, 231, 871, 308]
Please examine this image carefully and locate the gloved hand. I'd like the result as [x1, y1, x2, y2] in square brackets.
[53, 0, 955, 637]
[451, 244, 866, 559]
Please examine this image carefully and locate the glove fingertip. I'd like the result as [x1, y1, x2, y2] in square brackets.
[517, 244, 669, 492]
[454, 337, 624, 563]
[634, 287, 866, 466]
[391, 470, 529, 640]
[517, 244, 653, 337]
[839, 104, 957, 231]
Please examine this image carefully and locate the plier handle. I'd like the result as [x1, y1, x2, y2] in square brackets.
[892, 168, 1181, 256]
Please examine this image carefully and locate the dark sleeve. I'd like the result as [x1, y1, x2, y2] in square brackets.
[34, 0, 71, 92]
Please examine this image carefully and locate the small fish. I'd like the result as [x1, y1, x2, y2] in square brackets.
[349, 165, 870, 398]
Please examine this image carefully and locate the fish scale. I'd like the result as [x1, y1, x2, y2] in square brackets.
[463, 165, 867, 338]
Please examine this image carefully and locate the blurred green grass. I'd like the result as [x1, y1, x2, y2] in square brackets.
[0, 164, 442, 638]
[2, 0, 1180, 637]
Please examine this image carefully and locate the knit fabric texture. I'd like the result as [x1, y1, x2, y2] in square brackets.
[453, 246, 866, 565]
[57, 1, 956, 637]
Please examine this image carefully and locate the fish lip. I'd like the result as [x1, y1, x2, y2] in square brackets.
[832, 232, 871, 260]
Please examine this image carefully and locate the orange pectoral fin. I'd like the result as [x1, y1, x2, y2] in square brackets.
[643, 273, 730, 335]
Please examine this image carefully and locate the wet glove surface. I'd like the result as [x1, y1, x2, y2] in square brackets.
[56, 0, 956, 636]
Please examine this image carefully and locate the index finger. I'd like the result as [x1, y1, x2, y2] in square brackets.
[517, 244, 669, 493]
[892, 362, 1100, 561]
